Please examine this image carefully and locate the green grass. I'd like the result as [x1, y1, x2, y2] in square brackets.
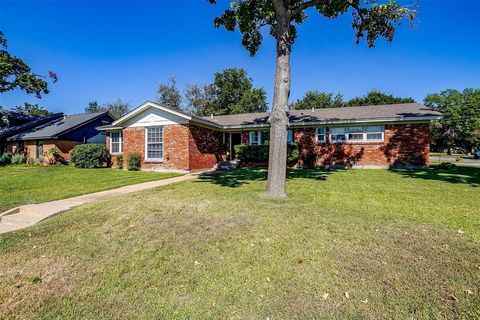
[0, 165, 181, 212]
[0, 165, 479, 319]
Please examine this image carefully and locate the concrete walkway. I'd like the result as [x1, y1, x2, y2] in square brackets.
[0, 172, 202, 234]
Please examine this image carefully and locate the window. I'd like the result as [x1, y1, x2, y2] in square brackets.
[146, 127, 163, 160]
[315, 128, 326, 143]
[110, 132, 122, 154]
[287, 130, 294, 144]
[329, 125, 384, 143]
[330, 127, 347, 143]
[249, 131, 262, 145]
[365, 125, 384, 141]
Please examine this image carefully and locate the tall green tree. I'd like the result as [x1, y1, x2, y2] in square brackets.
[424, 88, 480, 154]
[0, 31, 57, 98]
[157, 77, 182, 111]
[184, 83, 216, 115]
[12, 102, 51, 116]
[210, 0, 416, 197]
[84, 101, 103, 113]
[346, 89, 414, 106]
[186, 68, 267, 116]
[84, 99, 131, 119]
[291, 91, 344, 109]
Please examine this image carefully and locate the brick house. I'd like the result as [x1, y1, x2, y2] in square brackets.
[4, 111, 114, 160]
[99, 101, 442, 171]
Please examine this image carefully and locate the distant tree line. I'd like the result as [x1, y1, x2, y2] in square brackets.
[290, 89, 415, 109]
[156, 68, 268, 116]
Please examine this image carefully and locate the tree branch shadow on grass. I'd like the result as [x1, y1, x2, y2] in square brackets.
[197, 168, 334, 188]
[391, 165, 480, 187]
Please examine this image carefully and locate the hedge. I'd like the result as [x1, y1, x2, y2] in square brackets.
[234, 144, 299, 163]
[71, 144, 111, 168]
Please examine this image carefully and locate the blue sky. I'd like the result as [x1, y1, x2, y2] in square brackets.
[0, 0, 479, 114]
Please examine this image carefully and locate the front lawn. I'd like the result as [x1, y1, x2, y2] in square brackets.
[0, 165, 479, 319]
[0, 166, 181, 212]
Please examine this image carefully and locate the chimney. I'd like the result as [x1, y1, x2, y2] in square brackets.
[210, 114, 214, 118]
[311, 107, 315, 112]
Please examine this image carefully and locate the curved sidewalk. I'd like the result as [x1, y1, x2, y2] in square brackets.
[0, 172, 202, 234]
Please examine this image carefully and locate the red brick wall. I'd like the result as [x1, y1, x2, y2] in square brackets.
[164, 125, 190, 170]
[120, 125, 190, 171]
[122, 127, 145, 168]
[294, 123, 430, 168]
[188, 124, 225, 170]
[7, 139, 80, 160]
[241, 132, 249, 145]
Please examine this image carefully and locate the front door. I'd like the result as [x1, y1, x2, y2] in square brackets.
[230, 133, 242, 159]
[36, 140, 44, 160]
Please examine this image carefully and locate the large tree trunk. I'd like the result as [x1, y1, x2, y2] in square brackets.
[266, 1, 291, 198]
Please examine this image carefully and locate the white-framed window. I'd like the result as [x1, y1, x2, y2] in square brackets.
[329, 127, 347, 143]
[249, 131, 262, 145]
[365, 125, 384, 141]
[316, 128, 326, 143]
[145, 127, 163, 160]
[287, 130, 293, 144]
[110, 131, 122, 154]
[329, 125, 384, 143]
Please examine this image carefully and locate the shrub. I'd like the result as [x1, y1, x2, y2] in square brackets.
[127, 153, 141, 171]
[47, 147, 61, 158]
[0, 152, 13, 166]
[115, 155, 124, 169]
[26, 157, 35, 165]
[234, 144, 299, 163]
[10, 153, 25, 165]
[71, 144, 111, 168]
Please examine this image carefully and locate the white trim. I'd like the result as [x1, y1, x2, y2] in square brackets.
[315, 127, 326, 144]
[113, 101, 192, 127]
[328, 125, 385, 144]
[144, 126, 164, 162]
[249, 131, 262, 145]
[110, 131, 122, 154]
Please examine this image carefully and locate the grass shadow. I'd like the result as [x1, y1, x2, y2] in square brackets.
[198, 168, 334, 188]
[392, 164, 480, 187]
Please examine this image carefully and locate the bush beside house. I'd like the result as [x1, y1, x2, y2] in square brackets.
[127, 153, 141, 171]
[234, 144, 300, 163]
[71, 144, 111, 168]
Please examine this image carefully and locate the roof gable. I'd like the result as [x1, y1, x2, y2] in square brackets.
[112, 101, 192, 127]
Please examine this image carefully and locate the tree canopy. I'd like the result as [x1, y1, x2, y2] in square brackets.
[196, 68, 267, 116]
[161, 68, 268, 116]
[345, 89, 415, 106]
[424, 88, 480, 154]
[291, 91, 344, 109]
[291, 89, 415, 109]
[210, 0, 416, 56]
[157, 77, 182, 111]
[0, 31, 57, 98]
[84, 99, 131, 119]
[12, 102, 51, 116]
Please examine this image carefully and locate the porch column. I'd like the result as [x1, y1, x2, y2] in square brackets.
[229, 132, 232, 161]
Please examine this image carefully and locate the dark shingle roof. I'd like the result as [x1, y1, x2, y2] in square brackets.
[0, 113, 64, 139]
[0, 107, 39, 122]
[7, 111, 110, 141]
[203, 103, 443, 128]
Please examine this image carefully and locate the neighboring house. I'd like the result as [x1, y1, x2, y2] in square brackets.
[5, 111, 114, 160]
[99, 101, 442, 171]
[0, 108, 63, 155]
